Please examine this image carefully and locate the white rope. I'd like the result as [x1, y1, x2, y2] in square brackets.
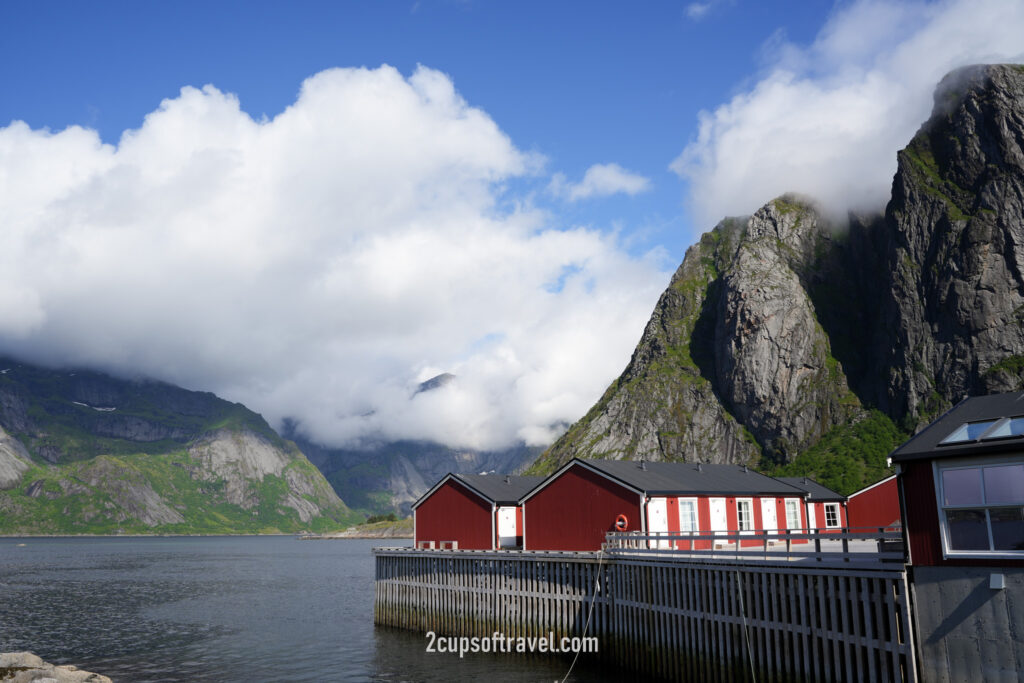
[735, 569, 757, 683]
[561, 548, 605, 683]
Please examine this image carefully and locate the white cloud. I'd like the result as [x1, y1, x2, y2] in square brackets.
[0, 65, 668, 451]
[549, 162, 652, 201]
[685, 3, 712, 20]
[672, 0, 1024, 229]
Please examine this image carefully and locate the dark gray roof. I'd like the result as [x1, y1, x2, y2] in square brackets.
[452, 473, 546, 504]
[776, 477, 846, 501]
[890, 391, 1024, 463]
[574, 459, 807, 497]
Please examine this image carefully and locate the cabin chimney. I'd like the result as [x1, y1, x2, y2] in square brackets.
[639, 459, 647, 471]
[504, 475, 511, 485]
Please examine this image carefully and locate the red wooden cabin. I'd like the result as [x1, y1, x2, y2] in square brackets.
[890, 392, 1024, 568]
[778, 477, 849, 533]
[846, 474, 900, 530]
[520, 459, 809, 551]
[413, 473, 544, 550]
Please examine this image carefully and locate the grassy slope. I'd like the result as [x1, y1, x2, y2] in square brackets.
[0, 362, 362, 534]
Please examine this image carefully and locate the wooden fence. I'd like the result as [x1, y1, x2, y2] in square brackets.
[374, 533, 917, 681]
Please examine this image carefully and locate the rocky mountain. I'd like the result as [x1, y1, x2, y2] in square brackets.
[293, 434, 540, 516]
[531, 64, 1024, 493]
[0, 360, 358, 534]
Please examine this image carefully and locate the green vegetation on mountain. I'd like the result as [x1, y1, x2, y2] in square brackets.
[0, 361, 360, 534]
[762, 411, 904, 495]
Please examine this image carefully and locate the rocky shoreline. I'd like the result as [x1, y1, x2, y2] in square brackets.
[0, 652, 111, 683]
[299, 518, 413, 539]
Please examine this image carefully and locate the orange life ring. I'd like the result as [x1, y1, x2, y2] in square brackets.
[615, 514, 629, 531]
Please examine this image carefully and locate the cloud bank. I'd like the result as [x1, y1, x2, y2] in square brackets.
[0, 65, 668, 451]
[673, 0, 1024, 229]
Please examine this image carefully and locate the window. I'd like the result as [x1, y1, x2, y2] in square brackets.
[736, 499, 753, 532]
[678, 499, 698, 533]
[784, 499, 801, 530]
[824, 503, 841, 529]
[938, 458, 1024, 555]
[940, 419, 1000, 445]
[982, 417, 1024, 441]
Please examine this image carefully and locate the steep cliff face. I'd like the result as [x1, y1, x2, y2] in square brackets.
[533, 197, 859, 472]
[0, 361, 358, 534]
[533, 64, 1024, 488]
[879, 64, 1024, 424]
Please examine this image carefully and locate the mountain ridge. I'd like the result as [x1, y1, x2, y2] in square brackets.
[530, 64, 1024, 494]
[0, 359, 359, 534]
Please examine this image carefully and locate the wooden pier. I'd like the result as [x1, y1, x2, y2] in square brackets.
[374, 529, 916, 681]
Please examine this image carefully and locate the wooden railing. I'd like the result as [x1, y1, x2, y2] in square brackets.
[603, 526, 905, 567]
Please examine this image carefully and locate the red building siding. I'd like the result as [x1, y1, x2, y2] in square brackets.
[524, 465, 641, 551]
[415, 480, 493, 550]
[847, 476, 900, 530]
[808, 501, 847, 532]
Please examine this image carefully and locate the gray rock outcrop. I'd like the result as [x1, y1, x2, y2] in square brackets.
[0, 652, 111, 683]
[535, 64, 1024, 473]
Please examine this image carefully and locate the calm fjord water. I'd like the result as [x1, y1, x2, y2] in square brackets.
[0, 536, 609, 682]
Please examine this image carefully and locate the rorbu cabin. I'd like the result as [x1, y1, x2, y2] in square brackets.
[777, 477, 849, 533]
[413, 473, 544, 550]
[889, 391, 1024, 681]
[846, 474, 901, 531]
[890, 392, 1024, 567]
[520, 458, 809, 551]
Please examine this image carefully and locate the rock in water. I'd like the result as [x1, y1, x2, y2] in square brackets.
[0, 652, 111, 683]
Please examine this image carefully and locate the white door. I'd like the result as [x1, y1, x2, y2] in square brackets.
[807, 504, 817, 533]
[497, 506, 518, 548]
[760, 498, 778, 536]
[709, 497, 727, 535]
[647, 497, 669, 548]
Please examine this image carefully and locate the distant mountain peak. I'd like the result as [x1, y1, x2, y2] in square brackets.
[414, 373, 456, 395]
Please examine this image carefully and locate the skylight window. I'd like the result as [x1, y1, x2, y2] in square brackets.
[939, 420, 1000, 445]
[981, 417, 1024, 440]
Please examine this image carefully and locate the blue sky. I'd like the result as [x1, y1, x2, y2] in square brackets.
[1, 0, 1022, 450]
[1, 0, 834, 258]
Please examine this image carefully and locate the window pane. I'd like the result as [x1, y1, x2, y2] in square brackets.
[990, 507, 1024, 551]
[946, 509, 990, 550]
[824, 504, 839, 528]
[679, 501, 697, 532]
[943, 468, 983, 505]
[785, 500, 800, 529]
[940, 420, 999, 444]
[737, 501, 751, 530]
[983, 465, 1024, 505]
[981, 417, 1024, 439]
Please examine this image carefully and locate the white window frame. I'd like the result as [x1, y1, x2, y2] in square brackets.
[677, 497, 698, 534]
[784, 498, 802, 530]
[823, 503, 841, 529]
[934, 453, 1024, 559]
[736, 498, 754, 534]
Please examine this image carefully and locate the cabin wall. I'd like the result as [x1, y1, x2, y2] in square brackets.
[524, 465, 641, 551]
[414, 481, 493, 550]
[848, 476, 901, 530]
[807, 501, 847, 533]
